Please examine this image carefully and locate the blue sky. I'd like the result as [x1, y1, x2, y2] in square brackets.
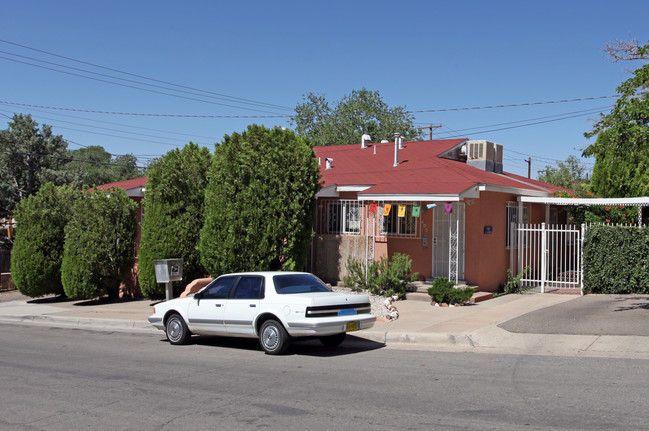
[2, 0, 648, 178]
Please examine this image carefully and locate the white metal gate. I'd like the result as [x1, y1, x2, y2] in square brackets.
[516, 223, 583, 293]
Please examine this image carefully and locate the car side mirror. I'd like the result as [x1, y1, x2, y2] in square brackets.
[194, 291, 203, 304]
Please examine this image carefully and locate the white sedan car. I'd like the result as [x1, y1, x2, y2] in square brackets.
[148, 271, 376, 354]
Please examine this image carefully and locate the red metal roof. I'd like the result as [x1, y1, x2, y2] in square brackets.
[313, 140, 556, 196]
[96, 177, 147, 191]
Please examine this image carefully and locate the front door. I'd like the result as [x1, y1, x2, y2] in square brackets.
[431, 202, 465, 283]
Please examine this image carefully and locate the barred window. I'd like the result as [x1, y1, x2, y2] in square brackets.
[380, 203, 417, 236]
[327, 201, 361, 234]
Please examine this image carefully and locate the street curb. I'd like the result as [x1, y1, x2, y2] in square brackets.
[357, 330, 478, 347]
[0, 315, 159, 334]
[0, 314, 475, 347]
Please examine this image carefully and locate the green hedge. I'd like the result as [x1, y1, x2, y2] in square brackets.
[583, 224, 649, 294]
[11, 183, 80, 297]
[138, 143, 212, 297]
[199, 125, 320, 275]
[61, 187, 137, 299]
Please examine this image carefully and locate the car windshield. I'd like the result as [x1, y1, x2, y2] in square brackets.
[273, 274, 331, 294]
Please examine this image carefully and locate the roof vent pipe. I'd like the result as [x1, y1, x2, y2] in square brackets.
[361, 134, 371, 149]
[318, 157, 321, 166]
[393, 133, 401, 167]
[325, 158, 333, 170]
[398, 135, 404, 149]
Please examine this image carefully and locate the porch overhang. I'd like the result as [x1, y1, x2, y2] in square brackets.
[357, 194, 461, 202]
[316, 184, 373, 198]
[477, 184, 551, 197]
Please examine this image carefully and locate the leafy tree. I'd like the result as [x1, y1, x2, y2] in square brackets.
[199, 125, 320, 275]
[10, 183, 80, 297]
[61, 187, 137, 299]
[0, 114, 68, 218]
[138, 143, 212, 297]
[583, 41, 649, 198]
[63, 146, 141, 187]
[292, 88, 422, 146]
[537, 155, 589, 192]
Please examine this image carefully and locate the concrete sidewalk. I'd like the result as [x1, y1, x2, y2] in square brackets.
[1, 291, 649, 359]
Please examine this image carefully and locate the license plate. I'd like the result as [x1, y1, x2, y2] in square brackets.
[345, 321, 358, 332]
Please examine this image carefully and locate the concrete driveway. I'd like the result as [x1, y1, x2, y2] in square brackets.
[499, 294, 649, 336]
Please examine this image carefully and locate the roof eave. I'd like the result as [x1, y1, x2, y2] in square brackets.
[357, 193, 461, 202]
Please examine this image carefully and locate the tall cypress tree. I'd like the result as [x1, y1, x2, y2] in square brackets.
[61, 187, 137, 299]
[199, 125, 320, 275]
[138, 143, 212, 297]
[11, 183, 80, 297]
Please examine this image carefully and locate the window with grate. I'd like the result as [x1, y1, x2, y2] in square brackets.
[325, 200, 361, 235]
[380, 203, 418, 237]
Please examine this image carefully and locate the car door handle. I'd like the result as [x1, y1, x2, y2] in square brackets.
[249, 304, 256, 307]
[215, 304, 222, 307]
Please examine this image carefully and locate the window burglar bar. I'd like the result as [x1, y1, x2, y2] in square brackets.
[318, 199, 362, 235]
[378, 202, 421, 239]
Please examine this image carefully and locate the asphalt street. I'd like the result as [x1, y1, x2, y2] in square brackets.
[2, 324, 649, 430]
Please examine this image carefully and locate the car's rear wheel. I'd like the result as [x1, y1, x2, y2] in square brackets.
[319, 332, 346, 347]
[259, 319, 290, 355]
[165, 313, 191, 345]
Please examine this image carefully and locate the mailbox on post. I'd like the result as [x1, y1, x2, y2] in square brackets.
[154, 258, 183, 300]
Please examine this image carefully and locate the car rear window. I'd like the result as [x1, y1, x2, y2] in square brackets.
[272, 274, 331, 294]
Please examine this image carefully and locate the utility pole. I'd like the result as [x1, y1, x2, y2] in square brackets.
[526, 157, 531, 178]
[418, 124, 442, 140]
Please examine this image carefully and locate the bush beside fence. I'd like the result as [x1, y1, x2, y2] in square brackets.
[583, 224, 649, 294]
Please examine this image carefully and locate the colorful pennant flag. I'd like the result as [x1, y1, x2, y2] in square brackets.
[444, 202, 453, 214]
[412, 205, 421, 217]
[383, 204, 392, 216]
[398, 205, 406, 217]
[369, 202, 378, 214]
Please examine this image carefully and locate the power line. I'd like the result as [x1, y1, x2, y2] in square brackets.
[0, 55, 290, 116]
[0, 49, 291, 114]
[0, 106, 219, 140]
[0, 39, 293, 111]
[0, 100, 288, 118]
[0, 109, 208, 145]
[0, 148, 146, 168]
[47, 125, 184, 147]
[431, 107, 608, 137]
[409, 96, 617, 113]
[436, 109, 607, 137]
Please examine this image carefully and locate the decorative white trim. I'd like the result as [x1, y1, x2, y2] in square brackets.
[336, 185, 373, 192]
[358, 194, 461, 202]
[519, 196, 649, 206]
[478, 184, 550, 197]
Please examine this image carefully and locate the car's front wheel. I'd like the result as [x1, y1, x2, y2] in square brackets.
[259, 319, 290, 355]
[165, 313, 191, 345]
[319, 332, 346, 347]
